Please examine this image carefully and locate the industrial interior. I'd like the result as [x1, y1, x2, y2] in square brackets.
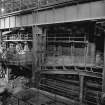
[0, 0, 104, 105]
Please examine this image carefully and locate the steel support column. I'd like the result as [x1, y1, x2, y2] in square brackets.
[32, 25, 43, 86]
[102, 32, 105, 92]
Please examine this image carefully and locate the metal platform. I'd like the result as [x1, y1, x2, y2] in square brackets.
[41, 65, 103, 78]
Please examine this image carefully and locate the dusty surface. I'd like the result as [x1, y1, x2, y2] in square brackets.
[7, 88, 71, 105]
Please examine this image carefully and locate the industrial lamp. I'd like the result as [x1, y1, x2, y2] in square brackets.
[1, 8, 5, 12]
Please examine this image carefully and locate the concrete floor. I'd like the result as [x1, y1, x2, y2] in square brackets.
[9, 88, 73, 105]
[27, 88, 75, 105]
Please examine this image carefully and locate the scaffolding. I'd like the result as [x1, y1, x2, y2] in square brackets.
[45, 35, 88, 66]
[37, 22, 105, 105]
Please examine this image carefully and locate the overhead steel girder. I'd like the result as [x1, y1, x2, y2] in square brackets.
[0, 1, 105, 29]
